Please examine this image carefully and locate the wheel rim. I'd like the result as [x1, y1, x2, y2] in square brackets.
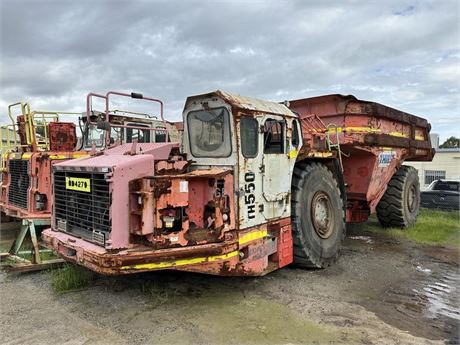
[407, 183, 417, 212]
[311, 191, 334, 239]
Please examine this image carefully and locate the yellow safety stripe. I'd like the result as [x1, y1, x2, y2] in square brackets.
[71, 152, 89, 158]
[288, 149, 298, 159]
[14, 152, 89, 160]
[120, 250, 239, 270]
[327, 126, 380, 134]
[346, 126, 381, 134]
[48, 154, 66, 159]
[49, 153, 88, 160]
[388, 131, 408, 138]
[307, 152, 333, 158]
[238, 230, 267, 246]
[327, 127, 425, 141]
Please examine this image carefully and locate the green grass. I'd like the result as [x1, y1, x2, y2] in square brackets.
[366, 209, 460, 247]
[50, 264, 95, 293]
[0, 245, 59, 266]
[16, 248, 59, 262]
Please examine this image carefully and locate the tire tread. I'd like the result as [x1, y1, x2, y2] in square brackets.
[291, 162, 345, 268]
[376, 165, 419, 228]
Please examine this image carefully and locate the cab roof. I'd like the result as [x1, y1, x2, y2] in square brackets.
[184, 90, 296, 117]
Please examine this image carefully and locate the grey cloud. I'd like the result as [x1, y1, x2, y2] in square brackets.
[0, 0, 459, 140]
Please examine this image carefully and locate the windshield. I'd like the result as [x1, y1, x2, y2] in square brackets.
[83, 124, 105, 148]
[434, 181, 459, 192]
[187, 107, 232, 157]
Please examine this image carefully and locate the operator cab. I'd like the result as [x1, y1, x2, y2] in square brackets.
[182, 90, 302, 228]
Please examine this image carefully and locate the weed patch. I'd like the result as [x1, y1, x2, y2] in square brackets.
[51, 264, 95, 293]
[365, 209, 459, 246]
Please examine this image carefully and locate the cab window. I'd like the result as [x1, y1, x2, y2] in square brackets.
[264, 119, 284, 154]
[240, 117, 258, 158]
[155, 127, 168, 142]
[435, 181, 459, 192]
[84, 124, 104, 148]
[292, 120, 301, 149]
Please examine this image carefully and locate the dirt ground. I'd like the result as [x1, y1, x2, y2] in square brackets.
[0, 222, 458, 345]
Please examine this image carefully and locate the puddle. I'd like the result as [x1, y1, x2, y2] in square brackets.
[378, 263, 460, 341]
[415, 265, 432, 274]
[349, 235, 373, 244]
[420, 271, 460, 321]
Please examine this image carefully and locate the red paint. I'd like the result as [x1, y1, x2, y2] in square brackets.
[277, 225, 293, 268]
[289, 94, 433, 223]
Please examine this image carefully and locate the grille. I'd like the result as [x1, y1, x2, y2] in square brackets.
[8, 159, 30, 209]
[54, 170, 111, 246]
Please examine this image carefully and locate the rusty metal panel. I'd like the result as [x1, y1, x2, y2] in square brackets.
[48, 122, 77, 151]
[289, 93, 434, 223]
[42, 216, 293, 276]
[184, 90, 295, 117]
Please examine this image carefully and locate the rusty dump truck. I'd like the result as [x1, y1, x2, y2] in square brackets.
[0, 91, 178, 271]
[0, 102, 85, 268]
[42, 91, 433, 275]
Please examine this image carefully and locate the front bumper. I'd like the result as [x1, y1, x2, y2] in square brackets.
[42, 228, 278, 276]
[42, 226, 284, 276]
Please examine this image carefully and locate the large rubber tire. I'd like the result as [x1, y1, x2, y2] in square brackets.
[291, 162, 345, 268]
[376, 165, 420, 228]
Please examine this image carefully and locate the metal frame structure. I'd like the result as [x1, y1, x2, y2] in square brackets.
[0, 219, 63, 272]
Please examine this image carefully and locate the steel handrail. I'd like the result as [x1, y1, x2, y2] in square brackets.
[7, 102, 30, 148]
[24, 111, 81, 151]
[85, 91, 169, 147]
[105, 92, 168, 142]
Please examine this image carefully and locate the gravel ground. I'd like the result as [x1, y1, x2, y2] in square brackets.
[0, 222, 458, 345]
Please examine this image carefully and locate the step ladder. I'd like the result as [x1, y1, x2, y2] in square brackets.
[326, 124, 344, 172]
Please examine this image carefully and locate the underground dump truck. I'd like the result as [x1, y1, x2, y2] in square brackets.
[42, 91, 434, 275]
[0, 91, 178, 271]
[0, 102, 85, 270]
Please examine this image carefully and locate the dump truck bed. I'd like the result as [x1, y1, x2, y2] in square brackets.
[290, 94, 433, 160]
[289, 94, 434, 222]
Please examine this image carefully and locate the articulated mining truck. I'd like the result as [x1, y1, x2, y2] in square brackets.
[42, 90, 433, 275]
[0, 92, 178, 271]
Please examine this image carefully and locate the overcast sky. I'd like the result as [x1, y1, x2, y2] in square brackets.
[1, 0, 459, 141]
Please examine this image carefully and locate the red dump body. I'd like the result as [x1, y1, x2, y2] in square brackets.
[289, 94, 434, 222]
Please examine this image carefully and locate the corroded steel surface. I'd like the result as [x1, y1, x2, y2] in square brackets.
[48, 122, 77, 151]
[42, 216, 292, 276]
[42, 91, 433, 277]
[185, 90, 295, 117]
[288, 94, 434, 220]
